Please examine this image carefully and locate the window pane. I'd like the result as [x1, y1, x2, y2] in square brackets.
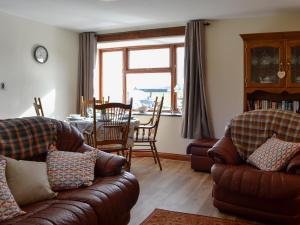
[129, 48, 170, 69]
[176, 47, 184, 110]
[102, 51, 123, 102]
[126, 73, 171, 110]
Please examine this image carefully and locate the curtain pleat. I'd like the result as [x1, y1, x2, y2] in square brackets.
[181, 20, 211, 139]
[78, 32, 96, 112]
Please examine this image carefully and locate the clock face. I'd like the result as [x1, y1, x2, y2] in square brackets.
[34, 46, 48, 63]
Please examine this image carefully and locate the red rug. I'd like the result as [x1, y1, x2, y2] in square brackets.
[141, 209, 256, 225]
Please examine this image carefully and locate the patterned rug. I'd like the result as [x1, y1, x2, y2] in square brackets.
[141, 209, 256, 225]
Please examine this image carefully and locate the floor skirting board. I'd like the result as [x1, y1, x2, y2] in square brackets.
[131, 151, 191, 161]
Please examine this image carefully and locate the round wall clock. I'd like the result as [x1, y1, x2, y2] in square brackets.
[34, 45, 48, 64]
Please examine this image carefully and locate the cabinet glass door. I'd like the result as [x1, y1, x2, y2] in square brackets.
[246, 41, 284, 87]
[287, 40, 300, 87]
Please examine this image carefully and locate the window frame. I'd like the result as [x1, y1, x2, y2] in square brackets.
[99, 42, 184, 112]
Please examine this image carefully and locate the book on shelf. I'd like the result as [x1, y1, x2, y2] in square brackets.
[247, 99, 300, 113]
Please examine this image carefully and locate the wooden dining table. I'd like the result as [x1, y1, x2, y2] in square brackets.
[66, 116, 140, 147]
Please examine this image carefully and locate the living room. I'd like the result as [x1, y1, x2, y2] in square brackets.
[1, 1, 300, 225]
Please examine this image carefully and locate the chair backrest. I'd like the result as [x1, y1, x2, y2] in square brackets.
[92, 98, 132, 148]
[152, 97, 164, 139]
[134, 97, 164, 141]
[146, 97, 159, 126]
[80, 96, 110, 117]
[33, 97, 44, 117]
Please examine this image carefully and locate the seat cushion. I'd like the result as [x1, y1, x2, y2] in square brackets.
[97, 144, 125, 152]
[186, 139, 218, 155]
[190, 146, 210, 156]
[0, 200, 97, 225]
[211, 164, 300, 200]
[57, 172, 139, 225]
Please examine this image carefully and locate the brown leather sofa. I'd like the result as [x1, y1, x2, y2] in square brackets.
[208, 126, 300, 225]
[0, 118, 139, 225]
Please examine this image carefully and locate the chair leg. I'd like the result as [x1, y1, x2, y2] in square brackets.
[150, 142, 157, 164]
[127, 147, 132, 172]
[152, 142, 162, 171]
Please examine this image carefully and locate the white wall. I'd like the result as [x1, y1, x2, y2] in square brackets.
[0, 12, 79, 120]
[2, 11, 300, 154]
[136, 115, 192, 154]
[206, 13, 300, 138]
[135, 13, 300, 155]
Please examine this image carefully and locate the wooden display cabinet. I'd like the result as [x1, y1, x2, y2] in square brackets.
[241, 31, 300, 113]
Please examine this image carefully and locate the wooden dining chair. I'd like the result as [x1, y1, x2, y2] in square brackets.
[132, 97, 164, 170]
[80, 96, 110, 117]
[92, 98, 133, 170]
[33, 97, 44, 117]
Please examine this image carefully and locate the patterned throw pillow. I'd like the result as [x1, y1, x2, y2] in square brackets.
[247, 137, 300, 171]
[47, 150, 97, 191]
[0, 159, 24, 222]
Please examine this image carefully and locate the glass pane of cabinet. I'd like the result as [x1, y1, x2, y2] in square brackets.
[290, 46, 300, 83]
[250, 47, 280, 84]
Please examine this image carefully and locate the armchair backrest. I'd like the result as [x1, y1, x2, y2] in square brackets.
[230, 110, 300, 160]
[0, 117, 84, 161]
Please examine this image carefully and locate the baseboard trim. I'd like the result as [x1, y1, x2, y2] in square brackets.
[132, 151, 191, 161]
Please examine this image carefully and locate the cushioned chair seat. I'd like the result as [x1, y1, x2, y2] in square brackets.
[0, 200, 97, 225]
[134, 137, 156, 142]
[57, 172, 139, 225]
[97, 144, 125, 152]
[211, 164, 300, 200]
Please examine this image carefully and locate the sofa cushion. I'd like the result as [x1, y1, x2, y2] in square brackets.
[57, 172, 139, 225]
[0, 200, 97, 225]
[4, 156, 57, 206]
[47, 150, 97, 191]
[247, 137, 300, 171]
[211, 164, 300, 200]
[0, 159, 24, 222]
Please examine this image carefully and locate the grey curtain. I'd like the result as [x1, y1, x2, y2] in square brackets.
[78, 32, 96, 110]
[181, 20, 211, 139]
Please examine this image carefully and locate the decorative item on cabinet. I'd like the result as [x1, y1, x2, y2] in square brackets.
[241, 31, 300, 113]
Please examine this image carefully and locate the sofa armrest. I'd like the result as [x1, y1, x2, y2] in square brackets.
[77, 144, 127, 177]
[286, 153, 300, 174]
[207, 127, 242, 165]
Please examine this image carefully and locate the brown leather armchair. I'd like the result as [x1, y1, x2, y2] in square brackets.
[208, 126, 300, 225]
[0, 117, 139, 225]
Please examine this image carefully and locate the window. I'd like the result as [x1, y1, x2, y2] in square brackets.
[98, 36, 184, 112]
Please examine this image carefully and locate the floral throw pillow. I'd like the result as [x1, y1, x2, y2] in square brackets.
[47, 150, 97, 191]
[247, 137, 300, 171]
[0, 158, 24, 222]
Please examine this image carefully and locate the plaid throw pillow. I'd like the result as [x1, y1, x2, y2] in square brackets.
[247, 137, 300, 171]
[47, 150, 97, 191]
[0, 159, 24, 222]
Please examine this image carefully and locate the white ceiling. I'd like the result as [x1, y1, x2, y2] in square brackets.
[0, 0, 300, 33]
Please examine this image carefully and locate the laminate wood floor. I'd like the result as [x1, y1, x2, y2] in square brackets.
[128, 157, 262, 225]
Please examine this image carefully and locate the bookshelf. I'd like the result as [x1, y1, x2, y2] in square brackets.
[241, 31, 300, 113]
